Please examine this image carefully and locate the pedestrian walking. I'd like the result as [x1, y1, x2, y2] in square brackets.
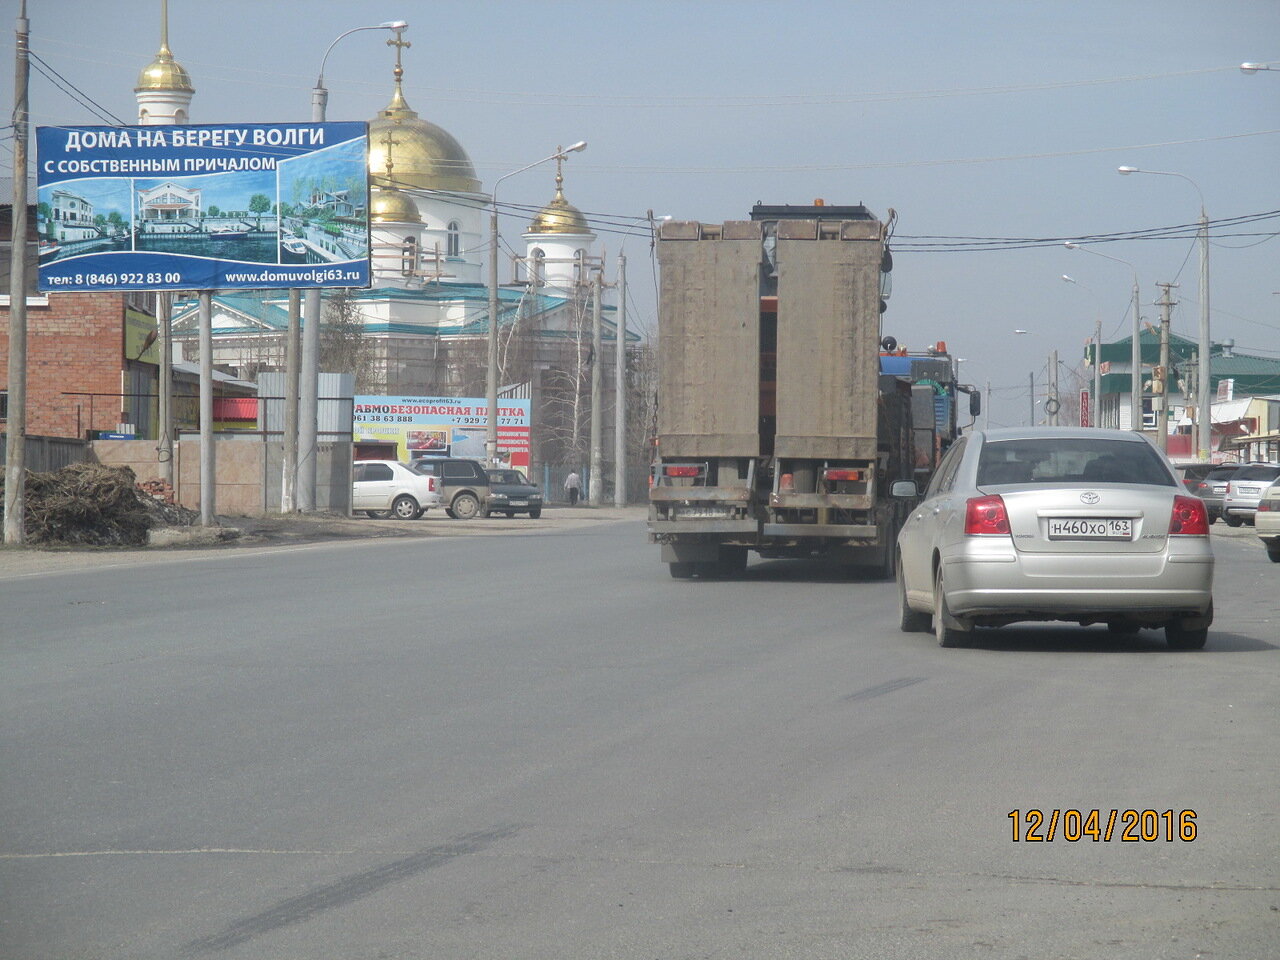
[564, 470, 582, 506]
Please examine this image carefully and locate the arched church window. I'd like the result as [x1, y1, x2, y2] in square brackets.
[446, 221, 460, 258]
[175, 109, 187, 124]
[530, 248, 545, 287]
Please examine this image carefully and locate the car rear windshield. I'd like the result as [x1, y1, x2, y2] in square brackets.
[1207, 466, 1239, 480]
[978, 438, 1175, 486]
[1235, 464, 1280, 481]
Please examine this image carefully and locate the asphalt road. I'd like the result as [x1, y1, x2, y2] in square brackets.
[1, 518, 1277, 959]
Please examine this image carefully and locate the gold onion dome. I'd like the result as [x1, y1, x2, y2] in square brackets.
[370, 184, 422, 224]
[368, 87, 480, 194]
[529, 185, 590, 235]
[135, 43, 194, 93]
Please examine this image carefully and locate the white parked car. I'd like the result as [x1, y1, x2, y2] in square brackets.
[1255, 479, 1280, 563]
[895, 427, 1214, 650]
[352, 460, 441, 520]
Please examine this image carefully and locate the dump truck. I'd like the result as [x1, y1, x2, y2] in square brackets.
[647, 202, 972, 578]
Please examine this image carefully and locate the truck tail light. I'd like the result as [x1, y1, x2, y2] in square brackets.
[1169, 495, 1209, 535]
[823, 468, 864, 482]
[664, 465, 700, 478]
[964, 494, 1009, 535]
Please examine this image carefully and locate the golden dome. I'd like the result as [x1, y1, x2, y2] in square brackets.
[135, 44, 193, 93]
[528, 185, 591, 236]
[370, 184, 422, 224]
[368, 87, 480, 194]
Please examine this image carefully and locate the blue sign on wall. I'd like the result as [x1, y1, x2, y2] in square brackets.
[36, 122, 369, 292]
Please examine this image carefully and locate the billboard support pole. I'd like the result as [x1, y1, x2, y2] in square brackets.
[199, 291, 215, 525]
[283, 289, 300, 512]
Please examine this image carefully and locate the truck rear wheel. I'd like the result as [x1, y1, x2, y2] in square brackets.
[668, 561, 696, 579]
[717, 546, 748, 576]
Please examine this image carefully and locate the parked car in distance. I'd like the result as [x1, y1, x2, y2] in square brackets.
[1192, 463, 1241, 523]
[410, 457, 491, 519]
[1221, 462, 1280, 526]
[352, 460, 441, 520]
[483, 469, 543, 518]
[1172, 460, 1217, 493]
[1255, 480, 1280, 563]
[895, 427, 1214, 650]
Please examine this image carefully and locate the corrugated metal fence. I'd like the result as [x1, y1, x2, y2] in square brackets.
[0, 434, 91, 472]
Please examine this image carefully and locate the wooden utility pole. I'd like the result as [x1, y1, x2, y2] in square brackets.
[1155, 282, 1177, 453]
[613, 254, 627, 507]
[588, 270, 603, 503]
[4, 0, 30, 545]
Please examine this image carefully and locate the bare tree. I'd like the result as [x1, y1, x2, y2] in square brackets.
[320, 289, 381, 393]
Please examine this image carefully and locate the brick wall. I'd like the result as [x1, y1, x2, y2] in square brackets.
[0, 291, 127, 438]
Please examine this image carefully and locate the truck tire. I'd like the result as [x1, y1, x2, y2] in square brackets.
[717, 546, 748, 576]
[897, 557, 929, 633]
[669, 561, 696, 579]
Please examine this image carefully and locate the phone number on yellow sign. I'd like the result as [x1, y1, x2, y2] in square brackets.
[1008, 809, 1197, 842]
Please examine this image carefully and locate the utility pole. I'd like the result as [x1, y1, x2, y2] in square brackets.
[1130, 276, 1142, 433]
[198, 291, 215, 524]
[1029, 372, 1035, 426]
[985, 380, 991, 432]
[613, 253, 627, 507]
[4, 0, 29, 545]
[1049, 351, 1060, 426]
[1155, 282, 1176, 453]
[1093, 318, 1102, 428]
[282, 289, 301, 511]
[588, 269, 603, 503]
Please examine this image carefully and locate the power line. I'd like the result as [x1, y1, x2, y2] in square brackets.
[28, 50, 128, 126]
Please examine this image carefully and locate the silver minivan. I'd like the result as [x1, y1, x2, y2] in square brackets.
[1222, 463, 1280, 526]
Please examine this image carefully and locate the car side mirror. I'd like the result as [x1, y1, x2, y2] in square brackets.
[890, 480, 918, 499]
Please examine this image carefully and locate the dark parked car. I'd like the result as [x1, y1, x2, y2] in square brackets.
[1191, 463, 1241, 523]
[410, 457, 491, 519]
[483, 469, 544, 518]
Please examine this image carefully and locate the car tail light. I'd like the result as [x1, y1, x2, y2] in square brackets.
[1169, 495, 1209, 536]
[965, 494, 1009, 535]
[1195, 481, 1209, 492]
[823, 468, 864, 482]
[426, 476, 437, 491]
[1258, 500, 1273, 513]
[664, 465, 700, 478]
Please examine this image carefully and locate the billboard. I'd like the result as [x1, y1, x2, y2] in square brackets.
[353, 396, 531, 469]
[36, 122, 369, 292]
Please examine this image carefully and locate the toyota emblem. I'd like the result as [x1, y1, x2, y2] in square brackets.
[1080, 491, 1100, 504]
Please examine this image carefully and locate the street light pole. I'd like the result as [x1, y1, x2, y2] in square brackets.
[486, 141, 586, 465]
[1061, 274, 1103, 427]
[1118, 166, 1211, 459]
[298, 21, 406, 512]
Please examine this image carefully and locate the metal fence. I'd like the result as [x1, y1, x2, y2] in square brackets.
[0, 434, 91, 472]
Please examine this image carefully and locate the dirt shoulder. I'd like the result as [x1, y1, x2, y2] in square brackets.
[0, 505, 646, 579]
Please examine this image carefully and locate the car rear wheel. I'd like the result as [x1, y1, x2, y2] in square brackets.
[365, 510, 390, 519]
[450, 492, 481, 520]
[1225, 514, 1243, 527]
[898, 556, 930, 633]
[1266, 541, 1280, 563]
[933, 567, 970, 648]
[392, 495, 419, 520]
[1166, 623, 1208, 650]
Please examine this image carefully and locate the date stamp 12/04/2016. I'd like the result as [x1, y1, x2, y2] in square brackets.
[1008, 809, 1198, 843]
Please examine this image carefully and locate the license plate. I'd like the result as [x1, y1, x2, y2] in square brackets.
[509, 500, 528, 506]
[677, 506, 732, 519]
[1048, 517, 1132, 540]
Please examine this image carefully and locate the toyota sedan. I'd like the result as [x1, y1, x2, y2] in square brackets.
[895, 428, 1214, 650]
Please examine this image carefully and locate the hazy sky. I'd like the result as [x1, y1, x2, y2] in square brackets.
[6, 0, 1278, 425]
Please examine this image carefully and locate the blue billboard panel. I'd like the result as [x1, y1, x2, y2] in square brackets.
[37, 122, 369, 292]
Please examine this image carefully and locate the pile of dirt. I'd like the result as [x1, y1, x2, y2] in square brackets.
[0, 463, 199, 546]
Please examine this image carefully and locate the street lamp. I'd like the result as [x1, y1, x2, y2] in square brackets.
[1065, 242, 1143, 432]
[1061, 274, 1103, 427]
[296, 20, 406, 513]
[486, 141, 587, 465]
[1240, 62, 1276, 73]
[1116, 166, 1210, 459]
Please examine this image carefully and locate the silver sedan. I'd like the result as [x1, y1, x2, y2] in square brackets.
[895, 427, 1214, 649]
